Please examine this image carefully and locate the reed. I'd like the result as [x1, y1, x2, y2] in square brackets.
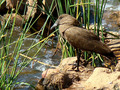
[0, 0, 57, 89]
[53, 0, 108, 66]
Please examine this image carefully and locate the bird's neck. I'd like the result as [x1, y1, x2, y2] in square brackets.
[59, 24, 72, 32]
[59, 24, 73, 38]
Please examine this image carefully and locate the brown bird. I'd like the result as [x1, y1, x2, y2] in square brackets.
[51, 14, 115, 71]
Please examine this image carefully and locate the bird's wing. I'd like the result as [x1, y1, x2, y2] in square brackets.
[66, 27, 100, 41]
[64, 26, 111, 55]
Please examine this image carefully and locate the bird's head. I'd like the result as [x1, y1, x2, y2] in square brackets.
[50, 14, 80, 30]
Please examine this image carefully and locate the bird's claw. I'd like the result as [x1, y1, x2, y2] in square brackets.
[69, 63, 80, 71]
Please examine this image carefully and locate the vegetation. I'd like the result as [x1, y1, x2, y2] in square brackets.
[56, 0, 107, 66]
[0, 0, 56, 89]
[0, 0, 119, 89]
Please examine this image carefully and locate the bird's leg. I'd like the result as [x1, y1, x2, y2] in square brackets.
[76, 49, 81, 71]
[71, 49, 81, 71]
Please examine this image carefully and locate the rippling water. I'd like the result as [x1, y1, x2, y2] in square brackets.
[7, 27, 61, 89]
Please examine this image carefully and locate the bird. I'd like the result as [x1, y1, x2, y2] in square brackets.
[51, 14, 115, 71]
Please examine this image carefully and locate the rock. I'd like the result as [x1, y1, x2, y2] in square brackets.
[103, 11, 120, 28]
[109, 11, 120, 26]
[36, 56, 120, 90]
[84, 67, 120, 89]
[35, 78, 44, 90]
[1, 0, 37, 18]
[36, 57, 93, 90]
[6, 0, 15, 9]
[6, 0, 27, 14]
[0, 13, 24, 27]
[25, 0, 37, 19]
[42, 0, 54, 14]
[107, 39, 120, 60]
[42, 68, 59, 78]
[116, 60, 120, 71]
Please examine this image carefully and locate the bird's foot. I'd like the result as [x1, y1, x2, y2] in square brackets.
[72, 64, 79, 72]
[69, 59, 88, 72]
[69, 62, 80, 72]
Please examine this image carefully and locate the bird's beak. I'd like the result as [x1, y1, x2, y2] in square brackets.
[50, 19, 59, 30]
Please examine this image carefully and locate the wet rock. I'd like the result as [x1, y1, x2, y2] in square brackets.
[109, 11, 120, 26]
[103, 11, 120, 28]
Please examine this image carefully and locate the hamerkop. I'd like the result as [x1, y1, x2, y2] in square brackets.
[51, 14, 115, 71]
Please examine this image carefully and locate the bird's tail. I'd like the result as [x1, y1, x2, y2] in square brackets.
[107, 39, 120, 61]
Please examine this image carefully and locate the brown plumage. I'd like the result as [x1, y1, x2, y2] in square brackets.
[51, 14, 115, 71]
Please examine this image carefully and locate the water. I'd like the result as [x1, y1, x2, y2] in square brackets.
[103, 0, 120, 33]
[105, 0, 120, 11]
[90, 0, 120, 33]
[6, 27, 61, 89]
